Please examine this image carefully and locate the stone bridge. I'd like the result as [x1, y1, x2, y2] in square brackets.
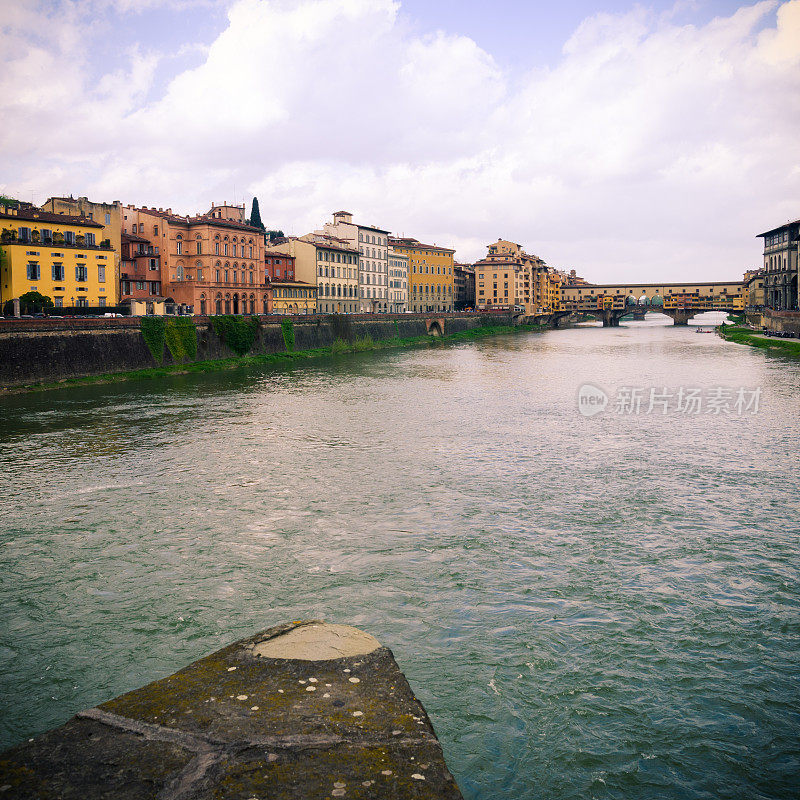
[561, 281, 744, 326]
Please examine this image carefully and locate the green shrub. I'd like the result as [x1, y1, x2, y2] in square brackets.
[211, 315, 260, 356]
[164, 317, 197, 363]
[353, 334, 374, 351]
[281, 318, 295, 352]
[140, 316, 166, 363]
[330, 337, 349, 354]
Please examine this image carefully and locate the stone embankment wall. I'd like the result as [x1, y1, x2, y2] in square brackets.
[764, 310, 800, 335]
[0, 312, 513, 388]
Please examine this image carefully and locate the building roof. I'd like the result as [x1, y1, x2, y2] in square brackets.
[270, 279, 316, 288]
[388, 236, 455, 254]
[0, 205, 103, 228]
[355, 223, 390, 234]
[122, 233, 151, 244]
[299, 233, 360, 253]
[565, 281, 743, 290]
[128, 205, 262, 235]
[756, 218, 800, 238]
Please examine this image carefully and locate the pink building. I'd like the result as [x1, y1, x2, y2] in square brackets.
[122, 202, 269, 315]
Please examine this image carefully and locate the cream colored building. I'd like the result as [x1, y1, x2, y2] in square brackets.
[267, 234, 359, 314]
[387, 247, 408, 313]
[317, 211, 390, 313]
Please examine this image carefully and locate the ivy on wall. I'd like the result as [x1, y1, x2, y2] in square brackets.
[164, 317, 198, 363]
[281, 319, 295, 352]
[211, 315, 261, 356]
[140, 317, 166, 363]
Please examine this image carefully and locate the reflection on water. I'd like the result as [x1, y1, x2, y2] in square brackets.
[1, 318, 799, 800]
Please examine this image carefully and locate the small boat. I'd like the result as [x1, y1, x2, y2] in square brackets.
[695, 326, 714, 333]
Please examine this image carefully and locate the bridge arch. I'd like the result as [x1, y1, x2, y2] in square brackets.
[426, 319, 444, 337]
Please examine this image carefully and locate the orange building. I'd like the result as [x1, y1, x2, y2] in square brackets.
[474, 239, 556, 314]
[120, 233, 163, 305]
[122, 202, 269, 316]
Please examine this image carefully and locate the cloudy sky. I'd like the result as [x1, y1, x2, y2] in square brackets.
[1, 0, 798, 281]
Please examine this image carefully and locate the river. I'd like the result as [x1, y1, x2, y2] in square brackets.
[1, 316, 799, 799]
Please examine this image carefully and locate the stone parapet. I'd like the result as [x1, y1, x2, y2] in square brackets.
[0, 621, 464, 799]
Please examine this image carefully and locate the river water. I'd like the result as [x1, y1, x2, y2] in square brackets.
[1, 316, 799, 799]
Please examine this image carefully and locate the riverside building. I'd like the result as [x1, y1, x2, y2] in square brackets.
[270, 281, 317, 315]
[318, 211, 390, 313]
[0, 200, 113, 309]
[387, 237, 455, 312]
[120, 233, 163, 308]
[473, 239, 559, 315]
[387, 247, 408, 313]
[42, 196, 123, 299]
[122, 202, 268, 315]
[453, 263, 475, 310]
[266, 235, 358, 314]
[757, 218, 799, 311]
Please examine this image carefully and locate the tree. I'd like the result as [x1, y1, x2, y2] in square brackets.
[265, 230, 285, 242]
[18, 291, 54, 314]
[248, 197, 265, 232]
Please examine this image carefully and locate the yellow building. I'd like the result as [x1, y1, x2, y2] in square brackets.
[546, 270, 564, 312]
[388, 237, 455, 312]
[271, 280, 317, 315]
[42, 196, 122, 304]
[0, 201, 113, 309]
[743, 269, 765, 308]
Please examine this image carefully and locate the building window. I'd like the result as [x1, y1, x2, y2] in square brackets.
[86, 232, 96, 246]
[197, 241, 202, 255]
[176, 236, 183, 255]
[75, 265, 88, 282]
[98, 297, 106, 307]
[27, 262, 40, 280]
[52, 263, 64, 281]
[98, 265, 106, 282]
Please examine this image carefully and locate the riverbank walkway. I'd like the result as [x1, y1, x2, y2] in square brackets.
[0, 620, 463, 798]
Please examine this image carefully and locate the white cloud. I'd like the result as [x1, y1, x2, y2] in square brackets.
[0, 0, 798, 281]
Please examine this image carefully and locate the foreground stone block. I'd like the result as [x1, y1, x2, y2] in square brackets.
[0, 621, 463, 799]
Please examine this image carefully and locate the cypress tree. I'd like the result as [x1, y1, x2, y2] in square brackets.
[249, 197, 265, 231]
